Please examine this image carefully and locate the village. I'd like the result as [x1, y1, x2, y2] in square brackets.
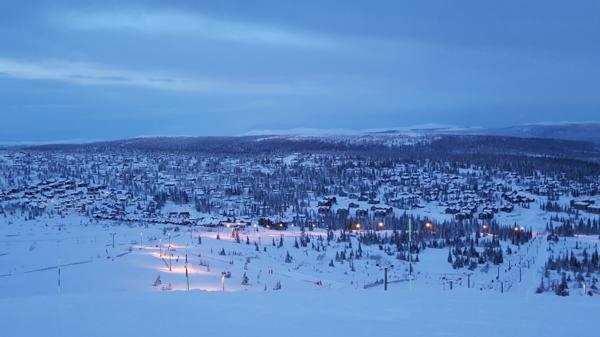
[1, 148, 599, 297]
[1, 150, 599, 228]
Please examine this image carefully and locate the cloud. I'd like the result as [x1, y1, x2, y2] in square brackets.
[0, 58, 327, 95]
[56, 10, 330, 48]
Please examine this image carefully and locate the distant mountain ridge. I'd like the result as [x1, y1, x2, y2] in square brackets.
[244, 122, 600, 144]
[474, 122, 600, 144]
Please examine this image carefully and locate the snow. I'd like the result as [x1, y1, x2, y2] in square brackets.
[1, 213, 599, 336]
[1, 148, 600, 337]
[1, 287, 597, 337]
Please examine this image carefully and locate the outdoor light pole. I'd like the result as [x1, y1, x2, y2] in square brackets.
[185, 247, 190, 291]
[57, 258, 61, 294]
[408, 217, 413, 288]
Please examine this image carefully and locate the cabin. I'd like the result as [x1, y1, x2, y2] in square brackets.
[587, 205, 600, 214]
[570, 199, 595, 210]
[355, 209, 369, 217]
[336, 208, 349, 216]
[318, 197, 337, 207]
[478, 209, 494, 220]
[454, 212, 472, 221]
[318, 206, 331, 214]
[445, 207, 460, 215]
[258, 218, 288, 230]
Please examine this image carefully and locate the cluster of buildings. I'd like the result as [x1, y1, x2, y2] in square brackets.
[0, 150, 598, 229]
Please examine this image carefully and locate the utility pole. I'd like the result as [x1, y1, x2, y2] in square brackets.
[408, 218, 413, 288]
[110, 233, 116, 248]
[519, 267, 522, 282]
[185, 247, 190, 291]
[57, 259, 61, 294]
[384, 267, 388, 291]
[519, 256, 522, 282]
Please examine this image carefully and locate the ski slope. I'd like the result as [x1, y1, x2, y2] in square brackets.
[1, 214, 599, 336]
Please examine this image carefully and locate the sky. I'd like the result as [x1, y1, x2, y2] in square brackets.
[1, 0, 599, 143]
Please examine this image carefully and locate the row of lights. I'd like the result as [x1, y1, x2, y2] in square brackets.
[222, 221, 524, 232]
[481, 223, 526, 232]
[351, 222, 435, 230]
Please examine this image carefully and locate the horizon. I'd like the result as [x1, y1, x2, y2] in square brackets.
[2, 1, 600, 142]
[0, 120, 599, 146]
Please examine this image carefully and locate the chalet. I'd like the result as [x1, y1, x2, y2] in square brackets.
[318, 197, 337, 207]
[570, 199, 595, 210]
[478, 208, 494, 220]
[336, 208, 349, 216]
[455, 212, 472, 220]
[258, 218, 288, 230]
[445, 207, 460, 215]
[163, 181, 177, 188]
[588, 204, 600, 214]
[372, 206, 393, 217]
[318, 206, 331, 214]
[87, 185, 106, 193]
[355, 209, 369, 217]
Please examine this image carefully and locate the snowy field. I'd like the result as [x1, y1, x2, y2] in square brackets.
[2, 289, 598, 337]
[1, 215, 599, 337]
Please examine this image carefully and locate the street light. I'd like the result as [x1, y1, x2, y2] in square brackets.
[378, 222, 384, 229]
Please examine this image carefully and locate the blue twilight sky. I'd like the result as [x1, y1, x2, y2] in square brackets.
[1, 0, 599, 142]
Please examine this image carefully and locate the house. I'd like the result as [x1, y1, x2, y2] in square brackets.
[455, 212, 472, 220]
[318, 206, 331, 214]
[336, 208, 349, 216]
[445, 207, 460, 215]
[259, 219, 288, 230]
[318, 197, 337, 207]
[355, 209, 369, 217]
[478, 208, 494, 220]
[570, 199, 595, 210]
[588, 204, 600, 214]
